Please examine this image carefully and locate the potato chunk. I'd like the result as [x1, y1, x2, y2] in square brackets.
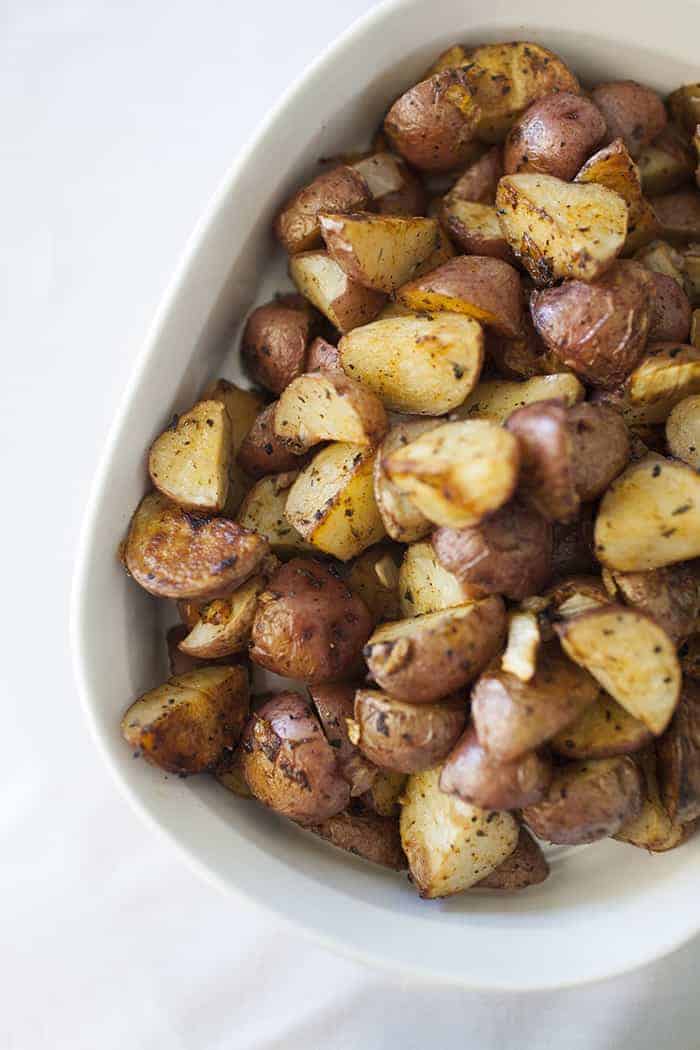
[347, 546, 401, 625]
[615, 749, 689, 851]
[274, 165, 370, 254]
[383, 69, 481, 172]
[667, 394, 700, 468]
[240, 295, 315, 395]
[236, 402, 308, 479]
[148, 400, 231, 512]
[352, 689, 466, 774]
[274, 371, 387, 452]
[237, 471, 312, 555]
[440, 725, 551, 810]
[440, 200, 513, 260]
[550, 692, 652, 760]
[289, 251, 385, 333]
[456, 374, 584, 423]
[575, 138, 660, 253]
[603, 562, 700, 645]
[657, 679, 700, 823]
[309, 809, 406, 871]
[474, 827, 549, 890]
[399, 540, 477, 616]
[178, 573, 268, 659]
[319, 212, 439, 293]
[590, 81, 667, 160]
[373, 418, 442, 542]
[203, 379, 265, 515]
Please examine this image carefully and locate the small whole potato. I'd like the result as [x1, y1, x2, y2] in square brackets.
[241, 692, 350, 825]
[249, 557, 373, 683]
[383, 69, 481, 172]
[352, 688, 467, 773]
[439, 725, 552, 810]
[241, 295, 316, 395]
[236, 402, 308, 479]
[648, 272, 692, 343]
[432, 499, 553, 601]
[591, 81, 667, 159]
[504, 93, 607, 180]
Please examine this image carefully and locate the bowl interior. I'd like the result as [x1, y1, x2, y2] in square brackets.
[73, 0, 700, 990]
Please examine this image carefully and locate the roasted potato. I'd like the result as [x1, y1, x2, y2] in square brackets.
[398, 255, 522, 338]
[373, 418, 442, 543]
[306, 336, 341, 373]
[656, 679, 700, 823]
[383, 69, 481, 172]
[456, 373, 584, 423]
[249, 557, 372, 683]
[590, 80, 667, 159]
[236, 402, 308, 479]
[308, 808, 406, 870]
[399, 540, 478, 616]
[666, 394, 700, 468]
[362, 770, 407, 817]
[652, 188, 700, 241]
[347, 545, 402, 624]
[432, 499, 552, 601]
[319, 212, 439, 294]
[603, 562, 700, 645]
[668, 83, 700, 136]
[364, 596, 506, 704]
[241, 692, 350, 824]
[274, 165, 371, 254]
[339, 313, 484, 415]
[121, 664, 249, 774]
[310, 683, 377, 796]
[691, 310, 700, 348]
[501, 610, 541, 682]
[384, 420, 520, 529]
[274, 371, 387, 453]
[574, 138, 660, 253]
[615, 748, 691, 851]
[203, 379, 266, 516]
[148, 400, 231, 512]
[594, 453, 700, 571]
[635, 237, 686, 286]
[506, 400, 630, 520]
[440, 200, 513, 260]
[474, 827, 549, 890]
[484, 313, 567, 380]
[216, 746, 254, 799]
[523, 756, 643, 845]
[240, 295, 316, 395]
[504, 93, 606, 180]
[400, 765, 519, 898]
[284, 443, 386, 561]
[637, 126, 696, 197]
[551, 507, 597, 578]
[556, 604, 681, 734]
[648, 272, 692, 343]
[237, 471, 312, 555]
[550, 692, 652, 760]
[178, 572, 268, 658]
[596, 343, 700, 425]
[411, 226, 457, 277]
[440, 725, 551, 809]
[529, 261, 654, 388]
[124, 491, 268, 600]
[545, 574, 611, 620]
[166, 624, 203, 675]
[496, 174, 628, 284]
[289, 251, 386, 333]
[351, 689, 466, 773]
[447, 146, 503, 205]
[350, 151, 427, 216]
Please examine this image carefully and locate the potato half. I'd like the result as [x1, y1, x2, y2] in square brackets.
[550, 692, 652, 760]
[440, 725, 552, 810]
[274, 371, 387, 453]
[239, 295, 315, 395]
[456, 373, 584, 423]
[274, 164, 370, 254]
[575, 138, 660, 253]
[237, 471, 313, 555]
[204, 379, 266, 515]
[615, 749, 689, 851]
[148, 400, 231, 512]
[178, 572, 268, 659]
[319, 212, 439, 293]
[399, 540, 477, 616]
[289, 250, 386, 333]
[352, 689, 466, 774]
[373, 418, 442, 542]
[383, 69, 481, 172]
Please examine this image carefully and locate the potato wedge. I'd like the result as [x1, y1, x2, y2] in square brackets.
[240, 295, 315, 395]
[447, 146, 503, 205]
[274, 164, 370, 254]
[319, 212, 439, 294]
[623, 344, 700, 423]
[148, 400, 231, 512]
[550, 692, 652, 760]
[594, 453, 700, 571]
[338, 313, 484, 415]
[615, 749, 689, 851]
[400, 765, 519, 898]
[652, 188, 700, 241]
[352, 689, 466, 774]
[236, 402, 308, 479]
[178, 573, 267, 659]
[505, 93, 606, 181]
[289, 250, 386, 333]
[648, 272, 692, 343]
[383, 69, 481, 172]
[384, 420, 519, 529]
[411, 226, 457, 277]
[362, 770, 407, 817]
[667, 394, 700, 468]
[237, 471, 313, 555]
[575, 138, 660, 253]
[399, 540, 477, 616]
[373, 418, 442, 543]
[363, 597, 506, 704]
[501, 611, 541, 682]
[657, 679, 700, 823]
[556, 605, 681, 734]
[603, 562, 700, 645]
[472, 644, 599, 761]
[124, 491, 268, 600]
[474, 827, 549, 890]
[590, 81, 667, 159]
[398, 255, 522, 338]
[121, 664, 249, 774]
[637, 127, 695, 197]
[274, 371, 387, 452]
[440, 725, 551, 810]
[310, 683, 378, 797]
[440, 200, 512, 260]
[496, 174, 628, 284]
[456, 373, 584, 423]
[284, 443, 386, 561]
[350, 152, 427, 217]
[308, 809, 406, 871]
[203, 379, 266, 516]
[347, 545, 402, 624]
[166, 624, 203, 676]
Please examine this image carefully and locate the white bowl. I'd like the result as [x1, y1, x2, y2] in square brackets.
[71, 0, 700, 990]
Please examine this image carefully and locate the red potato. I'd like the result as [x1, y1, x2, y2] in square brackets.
[240, 295, 316, 395]
[504, 93, 607, 180]
[590, 81, 667, 159]
[485, 314, 566, 379]
[310, 683, 378, 797]
[274, 165, 371, 255]
[474, 827, 549, 890]
[448, 147, 503, 205]
[648, 272, 692, 343]
[305, 336, 341, 373]
[383, 69, 481, 172]
[637, 126, 696, 197]
[308, 808, 406, 870]
[604, 562, 700, 646]
[652, 188, 700, 241]
[440, 201, 514, 260]
[351, 689, 466, 774]
[551, 507, 597, 578]
[236, 402, 308, 479]
[439, 725, 552, 809]
[350, 151, 427, 216]
[289, 251, 387, 333]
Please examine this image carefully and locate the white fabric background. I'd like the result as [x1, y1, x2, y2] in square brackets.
[3, 2, 700, 1047]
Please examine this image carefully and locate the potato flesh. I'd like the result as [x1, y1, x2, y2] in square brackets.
[501, 611, 540, 682]
[149, 400, 231, 512]
[399, 541, 476, 616]
[319, 212, 439, 293]
[624, 345, 700, 423]
[373, 418, 442, 542]
[440, 200, 510, 257]
[385, 420, 519, 528]
[666, 394, 700, 468]
[575, 138, 659, 253]
[347, 547, 402, 624]
[550, 692, 652, 759]
[274, 372, 387, 452]
[339, 313, 484, 415]
[203, 380, 266, 515]
[237, 472, 312, 554]
[289, 251, 385, 333]
[496, 174, 628, 283]
[179, 574, 266, 658]
[455, 374, 584, 423]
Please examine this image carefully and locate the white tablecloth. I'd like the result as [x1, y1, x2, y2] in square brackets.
[3, 2, 699, 1046]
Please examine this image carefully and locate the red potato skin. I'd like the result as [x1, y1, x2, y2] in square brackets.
[241, 295, 315, 395]
[440, 205, 514, 262]
[353, 689, 466, 773]
[474, 827, 549, 889]
[383, 69, 480, 173]
[274, 165, 371, 254]
[565, 403, 630, 504]
[305, 336, 342, 372]
[657, 679, 700, 823]
[308, 807, 406, 870]
[310, 683, 377, 796]
[439, 725, 552, 809]
[648, 272, 692, 343]
[236, 402, 309, 479]
[652, 188, 700, 240]
[485, 313, 563, 379]
[591, 81, 667, 159]
[504, 93, 607, 180]
[609, 562, 700, 646]
[377, 165, 428, 216]
[448, 147, 503, 205]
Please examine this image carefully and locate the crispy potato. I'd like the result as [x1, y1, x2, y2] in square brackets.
[274, 165, 370, 254]
[638, 126, 695, 197]
[456, 373, 584, 423]
[310, 683, 377, 797]
[124, 491, 268, 600]
[496, 174, 628, 284]
[474, 827, 549, 890]
[236, 402, 308, 479]
[241, 692, 350, 825]
[668, 83, 700, 135]
[384, 420, 519, 529]
[550, 692, 652, 759]
[485, 314, 567, 380]
[284, 443, 386, 561]
[308, 808, 406, 870]
[347, 545, 402, 624]
[501, 611, 541, 682]
[203, 379, 266, 516]
[652, 188, 700, 241]
[350, 152, 427, 216]
[530, 261, 654, 388]
[399, 540, 478, 616]
[657, 679, 700, 823]
[504, 93, 606, 180]
[398, 255, 522, 338]
[556, 605, 681, 734]
[523, 756, 643, 845]
[590, 81, 667, 159]
[400, 765, 519, 898]
[237, 471, 312, 555]
[121, 664, 249, 774]
[352, 689, 466, 773]
[178, 573, 267, 658]
[250, 557, 372, 683]
[440, 725, 551, 809]
[433, 499, 552, 601]
[373, 418, 442, 543]
[574, 138, 660, 253]
[447, 146, 503, 205]
[306, 336, 341, 373]
[289, 251, 386, 333]
[603, 562, 700, 645]
[383, 69, 481, 172]
[667, 394, 700, 468]
[615, 748, 689, 850]
[240, 295, 315, 395]
[364, 596, 506, 704]
[319, 212, 439, 294]
[594, 453, 700, 570]
[472, 644, 599, 761]
[551, 507, 597, 578]
[339, 313, 484, 415]
[649, 272, 692, 342]
[216, 747, 254, 799]
[506, 401, 630, 520]
[148, 400, 231, 513]
[274, 371, 387, 453]
[440, 201, 513, 260]
[362, 770, 407, 817]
